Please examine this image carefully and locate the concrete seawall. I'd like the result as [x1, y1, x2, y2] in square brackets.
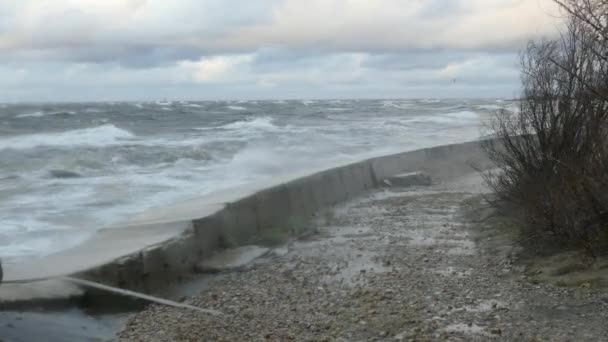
[3, 140, 492, 294]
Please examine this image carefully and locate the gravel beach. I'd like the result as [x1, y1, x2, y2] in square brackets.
[119, 173, 608, 341]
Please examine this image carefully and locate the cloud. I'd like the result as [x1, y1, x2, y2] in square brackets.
[0, 0, 561, 64]
[0, 0, 564, 100]
[179, 55, 253, 82]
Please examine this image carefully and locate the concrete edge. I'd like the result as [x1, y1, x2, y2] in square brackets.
[3, 139, 491, 297]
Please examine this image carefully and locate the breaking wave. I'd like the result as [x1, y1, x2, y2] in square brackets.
[0, 124, 135, 150]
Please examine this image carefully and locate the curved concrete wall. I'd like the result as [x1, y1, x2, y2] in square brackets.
[4, 140, 492, 293]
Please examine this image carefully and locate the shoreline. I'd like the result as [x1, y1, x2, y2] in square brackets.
[0, 140, 493, 341]
[2, 140, 607, 340]
[2, 139, 491, 291]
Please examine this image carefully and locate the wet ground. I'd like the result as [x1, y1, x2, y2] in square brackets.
[119, 173, 608, 341]
[0, 309, 127, 342]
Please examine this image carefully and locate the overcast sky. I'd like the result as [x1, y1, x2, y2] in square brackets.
[0, 0, 563, 101]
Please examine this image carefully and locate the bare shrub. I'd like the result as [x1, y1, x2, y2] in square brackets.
[483, 0, 608, 256]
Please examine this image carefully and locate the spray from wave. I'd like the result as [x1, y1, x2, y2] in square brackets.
[0, 124, 135, 150]
[221, 117, 278, 131]
[17, 111, 77, 118]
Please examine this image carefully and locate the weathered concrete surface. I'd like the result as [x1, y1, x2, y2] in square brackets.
[195, 246, 270, 273]
[118, 174, 608, 342]
[3, 139, 493, 296]
[0, 279, 83, 309]
[385, 171, 432, 187]
[3, 220, 196, 284]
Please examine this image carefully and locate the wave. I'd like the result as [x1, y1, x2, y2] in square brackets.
[16, 111, 77, 118]
[475, 104, 502, 111]
[443, 110, 480, 120]
[420, 98, 441, 103]
[0, 124, 135, 150]
[382, 101, 414, 109]
[408, 111, 480, 125]
[84, 108, 104, 113]
[48, 169, 84, 179]
[226, 105, 247, 111]
[221, 117, 278, 131]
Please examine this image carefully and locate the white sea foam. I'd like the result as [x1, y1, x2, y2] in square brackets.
[0, 124, 135, 150]
[421, 98, 441, 103]
[408, 110, 480, 125]
[0, 99, 493, 259]
[475, 104, 502, 111]
[227, 105, 247, 111]
[382, 101, 414, 109]
[444, 110, 479, 120]
[221, 117, 278, 131]
[16, 111, 45, 118]
[84, 107, 104, 113]
[17, 111, 77, 118]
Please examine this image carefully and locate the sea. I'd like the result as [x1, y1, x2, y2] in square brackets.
[0, 99, 516, 262]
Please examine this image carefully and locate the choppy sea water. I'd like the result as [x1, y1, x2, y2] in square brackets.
[0, 99, 516, 261]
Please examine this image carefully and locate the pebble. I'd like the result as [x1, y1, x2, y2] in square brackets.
[118, 184, 608, 342]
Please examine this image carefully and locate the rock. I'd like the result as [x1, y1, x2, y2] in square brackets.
[384, 172, 432, 188]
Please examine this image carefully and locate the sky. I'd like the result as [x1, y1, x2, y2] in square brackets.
[0, 0, 563, 101]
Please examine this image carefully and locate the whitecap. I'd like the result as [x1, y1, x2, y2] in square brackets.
[221, 117, 278, 131]
[226, 105, 247, 111]
[382, 101, 413, 109]
[84, 108, 103, 113]
[16, 111, 45, 118]
[0, 124, 135, 150]
[420, 98, 441, 103]
[443, 110, 479, 120]
[475, 104, 502, 111]
[16, 111, 76, 118]
[408, 110, 480, 125]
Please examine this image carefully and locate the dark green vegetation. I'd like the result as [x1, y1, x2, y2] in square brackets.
[483, 0, 608, 257]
